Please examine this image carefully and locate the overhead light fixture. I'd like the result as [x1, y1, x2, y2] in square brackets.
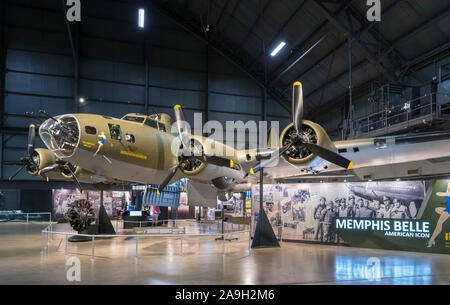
[79, 97, 85, 103]
[270, 41, 286, 57]
[138, 9, 145, 28]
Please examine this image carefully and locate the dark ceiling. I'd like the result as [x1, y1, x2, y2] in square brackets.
[149, 0, 450, 116]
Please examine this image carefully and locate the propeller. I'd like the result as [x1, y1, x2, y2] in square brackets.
[249, 81, 353, 175]
[8, 122, 83, 192]
[157, 105, 234, 194]
[8, 125, 38, 181]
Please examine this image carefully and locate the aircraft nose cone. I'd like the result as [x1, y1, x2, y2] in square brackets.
[39, 115, 80, 158]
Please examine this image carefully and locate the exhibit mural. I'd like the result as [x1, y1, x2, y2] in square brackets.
[252, 180, 450, 254]
[52, 189, 130, 221]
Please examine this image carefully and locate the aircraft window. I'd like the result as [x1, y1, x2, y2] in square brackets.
[123, 116, 145, 123]
[125, 133, 135, 143]
[353, 147, 359, 152]
[145, 119, 158, 129]
[108, 124, 122, 140]
[158, 123, 166, 132]
[85, 126, 97, 135]
[338, 148, 347, 153]
[374, 138, 387, 149]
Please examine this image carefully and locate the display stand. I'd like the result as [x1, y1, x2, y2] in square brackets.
[69, 190, 116, 242]
[251, 168, 280, 248]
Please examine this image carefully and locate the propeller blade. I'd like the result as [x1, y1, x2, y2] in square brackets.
[292, 81, 303, 134]
[303, 142, 353, 170]
[39, 164, 59, 175]
[9, 166, 25, 181]
[27, 124, 36, 157]
[203, 155, 235, 168]
[173, 105, 191, 155]
[64, 165, 84, 194]
[39, 172, 50, 182]
[3, 162, 23, 166]
[249, 143, 293, 175]
[157, 164, 180, 194]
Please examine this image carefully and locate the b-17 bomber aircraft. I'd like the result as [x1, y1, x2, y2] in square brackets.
[8, 82, 450, 195]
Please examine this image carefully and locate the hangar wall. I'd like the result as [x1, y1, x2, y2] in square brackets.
[0, 0, 290, 181]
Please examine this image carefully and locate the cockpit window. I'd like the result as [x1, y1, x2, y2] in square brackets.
[158, 124, 166, 132]
[39, 115, 80, 158]
[144, 118, 158, 129]
[123, 116, 145, 123]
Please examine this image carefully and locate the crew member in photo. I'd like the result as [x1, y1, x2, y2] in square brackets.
[389, 198, 409, 219]
[338, 198, 350, 217]
[320, 201, 336, 243]
[354, 198, 363, 217]
[374, 200, 387, 218]
[359, 200, 375, 218]
[347, 195, 356, 217]
[383, 196, 393, 216]
[313, 196, 326, 242]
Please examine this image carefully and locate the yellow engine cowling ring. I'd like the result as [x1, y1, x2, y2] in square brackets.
[279, 120, 335, 165]
[60, 165, 94, 183]
[27, 148, 57, 175]
[61, 165, 82, 179]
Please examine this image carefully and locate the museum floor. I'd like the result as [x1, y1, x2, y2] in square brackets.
[0, 221, 449, 285]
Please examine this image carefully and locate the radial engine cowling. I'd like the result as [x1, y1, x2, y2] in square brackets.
[178, 138, 207, 176]
[27, 148, 56, 175]
[279, 120, 335, 165]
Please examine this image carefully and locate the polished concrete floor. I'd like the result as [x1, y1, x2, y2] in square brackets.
[0, 221, 449, 285]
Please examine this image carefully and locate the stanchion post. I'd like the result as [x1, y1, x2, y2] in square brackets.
[248, 222, 251, 251]
[180, 237, 183, 256]
[222, 233, 226, 255]
[26, 214, 29, 224]
[47, 227, 50, 247]
[91, 236, 95, 261]
[65, 234, 68, 256]
[135, 236, 139, 259]
[41, 231, 44, 254]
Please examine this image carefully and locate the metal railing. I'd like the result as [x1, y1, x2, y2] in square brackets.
[353, 92, 450, 137]
[113, 218, 248, 234]
[0, 212, 52, 224]
[41, 221, 251, 260]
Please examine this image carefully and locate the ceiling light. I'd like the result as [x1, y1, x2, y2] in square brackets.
[270, 42, 286, 57]
[79, 97, 85, 103]
[138, 9, 145, 28]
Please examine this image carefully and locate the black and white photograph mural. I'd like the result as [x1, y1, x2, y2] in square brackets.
[252, 181, 426, 243]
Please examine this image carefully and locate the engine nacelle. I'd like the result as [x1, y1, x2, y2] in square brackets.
[212, 177, 235, 190]
[178, 138, 207, 176]
[279, 120, 335, 165]
[27, 148, 57, 175]
[61, 164, 81, 179]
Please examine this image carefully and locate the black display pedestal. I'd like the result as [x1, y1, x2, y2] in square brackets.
[69, 204, 116, 242]
[251, 168, 280, 248]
